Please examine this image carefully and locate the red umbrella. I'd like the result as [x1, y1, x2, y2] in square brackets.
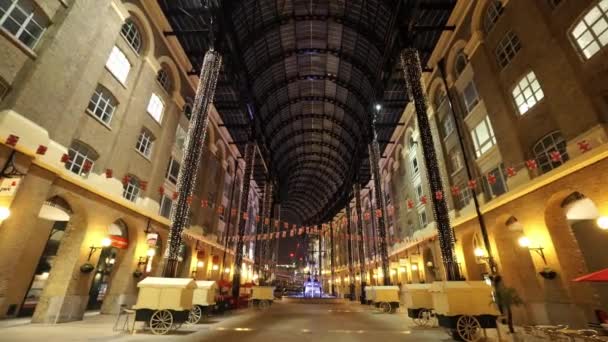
[573, 268, 608, 282]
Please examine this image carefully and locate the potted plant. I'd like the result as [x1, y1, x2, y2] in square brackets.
[494, 285, 523, 334]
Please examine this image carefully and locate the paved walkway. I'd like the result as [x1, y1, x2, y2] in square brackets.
[0, 301, 500, 341]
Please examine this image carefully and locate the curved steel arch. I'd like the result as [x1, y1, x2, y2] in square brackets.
[265, 113, 362, 144]
[280, 204, 306, 222]
[288, 183, 332, 204]
[269, 128, 357, 155]
[272, 141, 351, 172]
[276, 151, 350, 174]
[284, 196, 320, 215]
[256, 74, 371, 111]
[280, 162, 344, 184]
[286, 192, 326, 213]
[287, 176, 340, 195]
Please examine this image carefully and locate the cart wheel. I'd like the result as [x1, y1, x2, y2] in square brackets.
[378, 302, 391, 313]
[186, 305, 203, 325]
[258, 300, 270, 310]
[413, 309, 431, 326]
[149, 310, 173, 335]
[456, 315, 482, 342]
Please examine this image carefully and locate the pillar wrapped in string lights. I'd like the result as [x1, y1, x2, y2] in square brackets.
[261, 181, 273, 281]
[346, 203, 355, 299]
[163, 50, 222, 277]
[400, 48, 460, 281]
[354, 183, 367, 302]
[232, 141, 255, 299]
[329, 221, 335, 296]
[254, 186, 267, 276]
[369, 137, 390, 285]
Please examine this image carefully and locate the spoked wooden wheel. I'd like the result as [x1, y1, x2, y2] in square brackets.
[258, 300, 270, 310]
[149, 310, 173, 335]
[379, 302, 392, 313]
[186, 305, 202, 325]
[413, 309, 432, 326]
[456, 315, 482, 342]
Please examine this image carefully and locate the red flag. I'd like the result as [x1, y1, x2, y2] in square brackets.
[420, 195, 427, 205]
[526, 159, 538, 170]
[578, 140, 592, 153]
[505, 167, 516, 177]
[201, 200, 209, 208]
[83, 160, 93, 173]
[36, 145, 48, 155]
[467, 179, 477, 189]
[435, 191, 443, 201]
[60, 153, 71, 164]
[172, 192, 178, 200]
[375, 209, 382, 218]
[407, 199, 414, 209]
[139, 180, 148, 191]
[5, 134, 19, 147]
[450, 186, 460, 196]
[217, 205, 224, 215]
[487, 173, 497, 185]
[550, 151, 562, 162]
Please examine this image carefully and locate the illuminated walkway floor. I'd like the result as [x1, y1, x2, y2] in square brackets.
[0, 302, 456, 341]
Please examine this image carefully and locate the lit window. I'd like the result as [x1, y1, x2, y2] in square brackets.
[106, 46, 131, 85]
[484, 0, 504, 33]
[449, 149, 463, 172]
[571, 1, 608, 59]
[136, 128, 154, 158]
[0, 0, 47, 49]
[147, 93, 164, 123]
[454, 51, 468, 77]
[165, 158, 180, 184]
[122, 176, 141, 202]
[462, 81, 480, 114]
[175, 124, 187, 151]
[159, 194, 173, 218]
[65, 141, 98, 177]
[87, 85, 116, 125]
[512, 71, 544, 115]
[120, 19, 142, 53]
[440, 114, 455, 138]
[418, 208, 428, 227]
[471, 116, 497, 158]
[157, 69, 171, 93]
[495, 31, 521, 68]
[533, 131, 569, 173]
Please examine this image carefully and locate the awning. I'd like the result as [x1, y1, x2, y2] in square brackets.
[573, 268, 608, 282]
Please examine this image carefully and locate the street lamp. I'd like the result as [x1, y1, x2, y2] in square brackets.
[597, 216, 608, 230]
[518, 236, 547, 264]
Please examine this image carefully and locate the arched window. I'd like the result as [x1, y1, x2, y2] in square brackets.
[66, 140, 98, 176]
[571, 1, 608, 59]
[157, 68, 171, 93]
[183, 97, 193, 120]
[454, 51, 468, 77]
[87, 85, 117, 125]
[0, 0, 48, 49]
[483, 0, 504, 33]
[120, 19, 142, 53]
[533, 131, 569, 173]
[433, 87, 447, 110]
[512, 71, 544, 115]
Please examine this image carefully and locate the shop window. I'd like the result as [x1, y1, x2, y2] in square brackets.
[66, 140, 98, 177]
[87, 85, 117, 125]
[106, 46, 131, 85]
[0, 0, 48, 49]
[571, 0, 608, 59]
[471, 116, 497, 158]
[136, 128, 154, 159]
[484, 0, 504, 33]
[533, 131, 569, 173]
[495, 31, 521, 68]
[120, 19, 142, 54]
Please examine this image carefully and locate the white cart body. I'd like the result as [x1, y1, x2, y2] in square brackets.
[251, 286, 275, 300]
[134, 277, 196, 311]
[374, 286, 400, 303]
[430, 281, 500, 316]
[403, 283, 433, 309]
[192, 281, 217, 306]
[364, 286, 376, 302]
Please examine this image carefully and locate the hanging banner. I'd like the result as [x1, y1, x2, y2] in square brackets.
[109, 235, 128, 249]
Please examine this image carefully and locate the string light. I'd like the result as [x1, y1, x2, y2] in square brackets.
[401, 48, 460, 280]
[164, 49, 223, 277]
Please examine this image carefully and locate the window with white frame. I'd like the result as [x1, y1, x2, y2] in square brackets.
[136, 128, 154, 158]
[120, 19, 142, 53]
[410, 153, 419, 174]
[157, 69, 171, 93]
[415, 180, 424, 201]
[512, 71, 544, 115]
[106, 46, 131, 85]
[533, 131, 569, 173]
[175, 124, 187, 151]
[462, 80, 480, 114]
[449, 149, 463, 173]
[159, 194, 173, 218]
[87, 85, 117, 125]
[571, 1, 608, 59]
[454, 51, 468, 78]
[471, 116, 497, 158]
[484, 0, 504, 33]
[495, 31, 521, 68]
[165, 158, 180, 184]
[0, 0, 47, 49]
[455, 184, 473, 210]
[440, 114, 455, 138]
[65, 141, 98, 177]
[147, 93, 164, 123]
[122, 176, 140, 202]
[418, 208, 428, 227]
[483, 165, 508, 198]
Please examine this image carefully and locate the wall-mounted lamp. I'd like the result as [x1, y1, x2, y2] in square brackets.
[474, 247, 490, 262]
[224, 267, 231, 274]
[0, 207, 11, 221]
[87, 237, 111, 261]
[597, 216, 608, 230]
[411, 263, 419, 271]
[374, 103, 382, 112]
[197, 261, 204, 268]
[212, 264, 219, 271]
[518, 236, 547, 265]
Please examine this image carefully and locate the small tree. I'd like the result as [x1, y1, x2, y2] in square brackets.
[494, 286, 524, 333]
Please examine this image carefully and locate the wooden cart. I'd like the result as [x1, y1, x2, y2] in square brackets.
[430, 281, 500, 342]
[132, 277, 196, 335]
[251, 286, 275, 309]
[373, 286, 400, 313]
[364, 286, 376, 305]
[404, 283, 436, 326]
[186, 280, 217, 324]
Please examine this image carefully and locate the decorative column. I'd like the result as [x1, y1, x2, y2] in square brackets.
[254, 187, 267, 276]
[231, 141, 255, 300]
[346, 203, 355, 300]
[330, 221, 335, 296]
[401, 48, 460, 280]
[163, 50, 222, 277]
[369, 139, 391, 285]
[220, 160, 239, 280]
[354, 183, 367, 302]
[269, 202, 280, 280]
[318, 232, 322, 289]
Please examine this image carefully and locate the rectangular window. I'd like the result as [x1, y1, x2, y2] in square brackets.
[123, 180, 140, 202]
[159, 194, 173, 218]
[495, 31, 521, 68]
[165, 158, 180, 184]
[418, 208, 428, 227]
[0, 0, 47, 49]
[462, 81, 480, 114]
[410, 154, 419, 174]
[440, 114, 455, 138]
[106, 46, 131, 85]
[87, 85, 116, 125]
[571, 1, 608, 59]
[175, 125, 187, 151]
[471, 116, 497, 158]
[455, 184, 473, 210]
[147, 93, 164, 123]
[136, 129, 154, 158]
[449, 149, 463, 173]
[484, 165, 508, 198]
[513, 71, 544, 115]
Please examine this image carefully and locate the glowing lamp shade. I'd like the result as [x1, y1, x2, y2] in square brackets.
[197, 261, 204, 268]
[597, 216, 608, 230]
[518, 236, 531, 248]
[375, 103, 382, 111]
[146, 248, 156, 257]
[474, 247, 485, 257]
[390, 269, 397, 276]
[212, 265, 219, 271]
[224, 267, 231, 274]
[0, 207, 10, 220]
[101, 237, 112, 247]
[411, 264, 418, 271]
